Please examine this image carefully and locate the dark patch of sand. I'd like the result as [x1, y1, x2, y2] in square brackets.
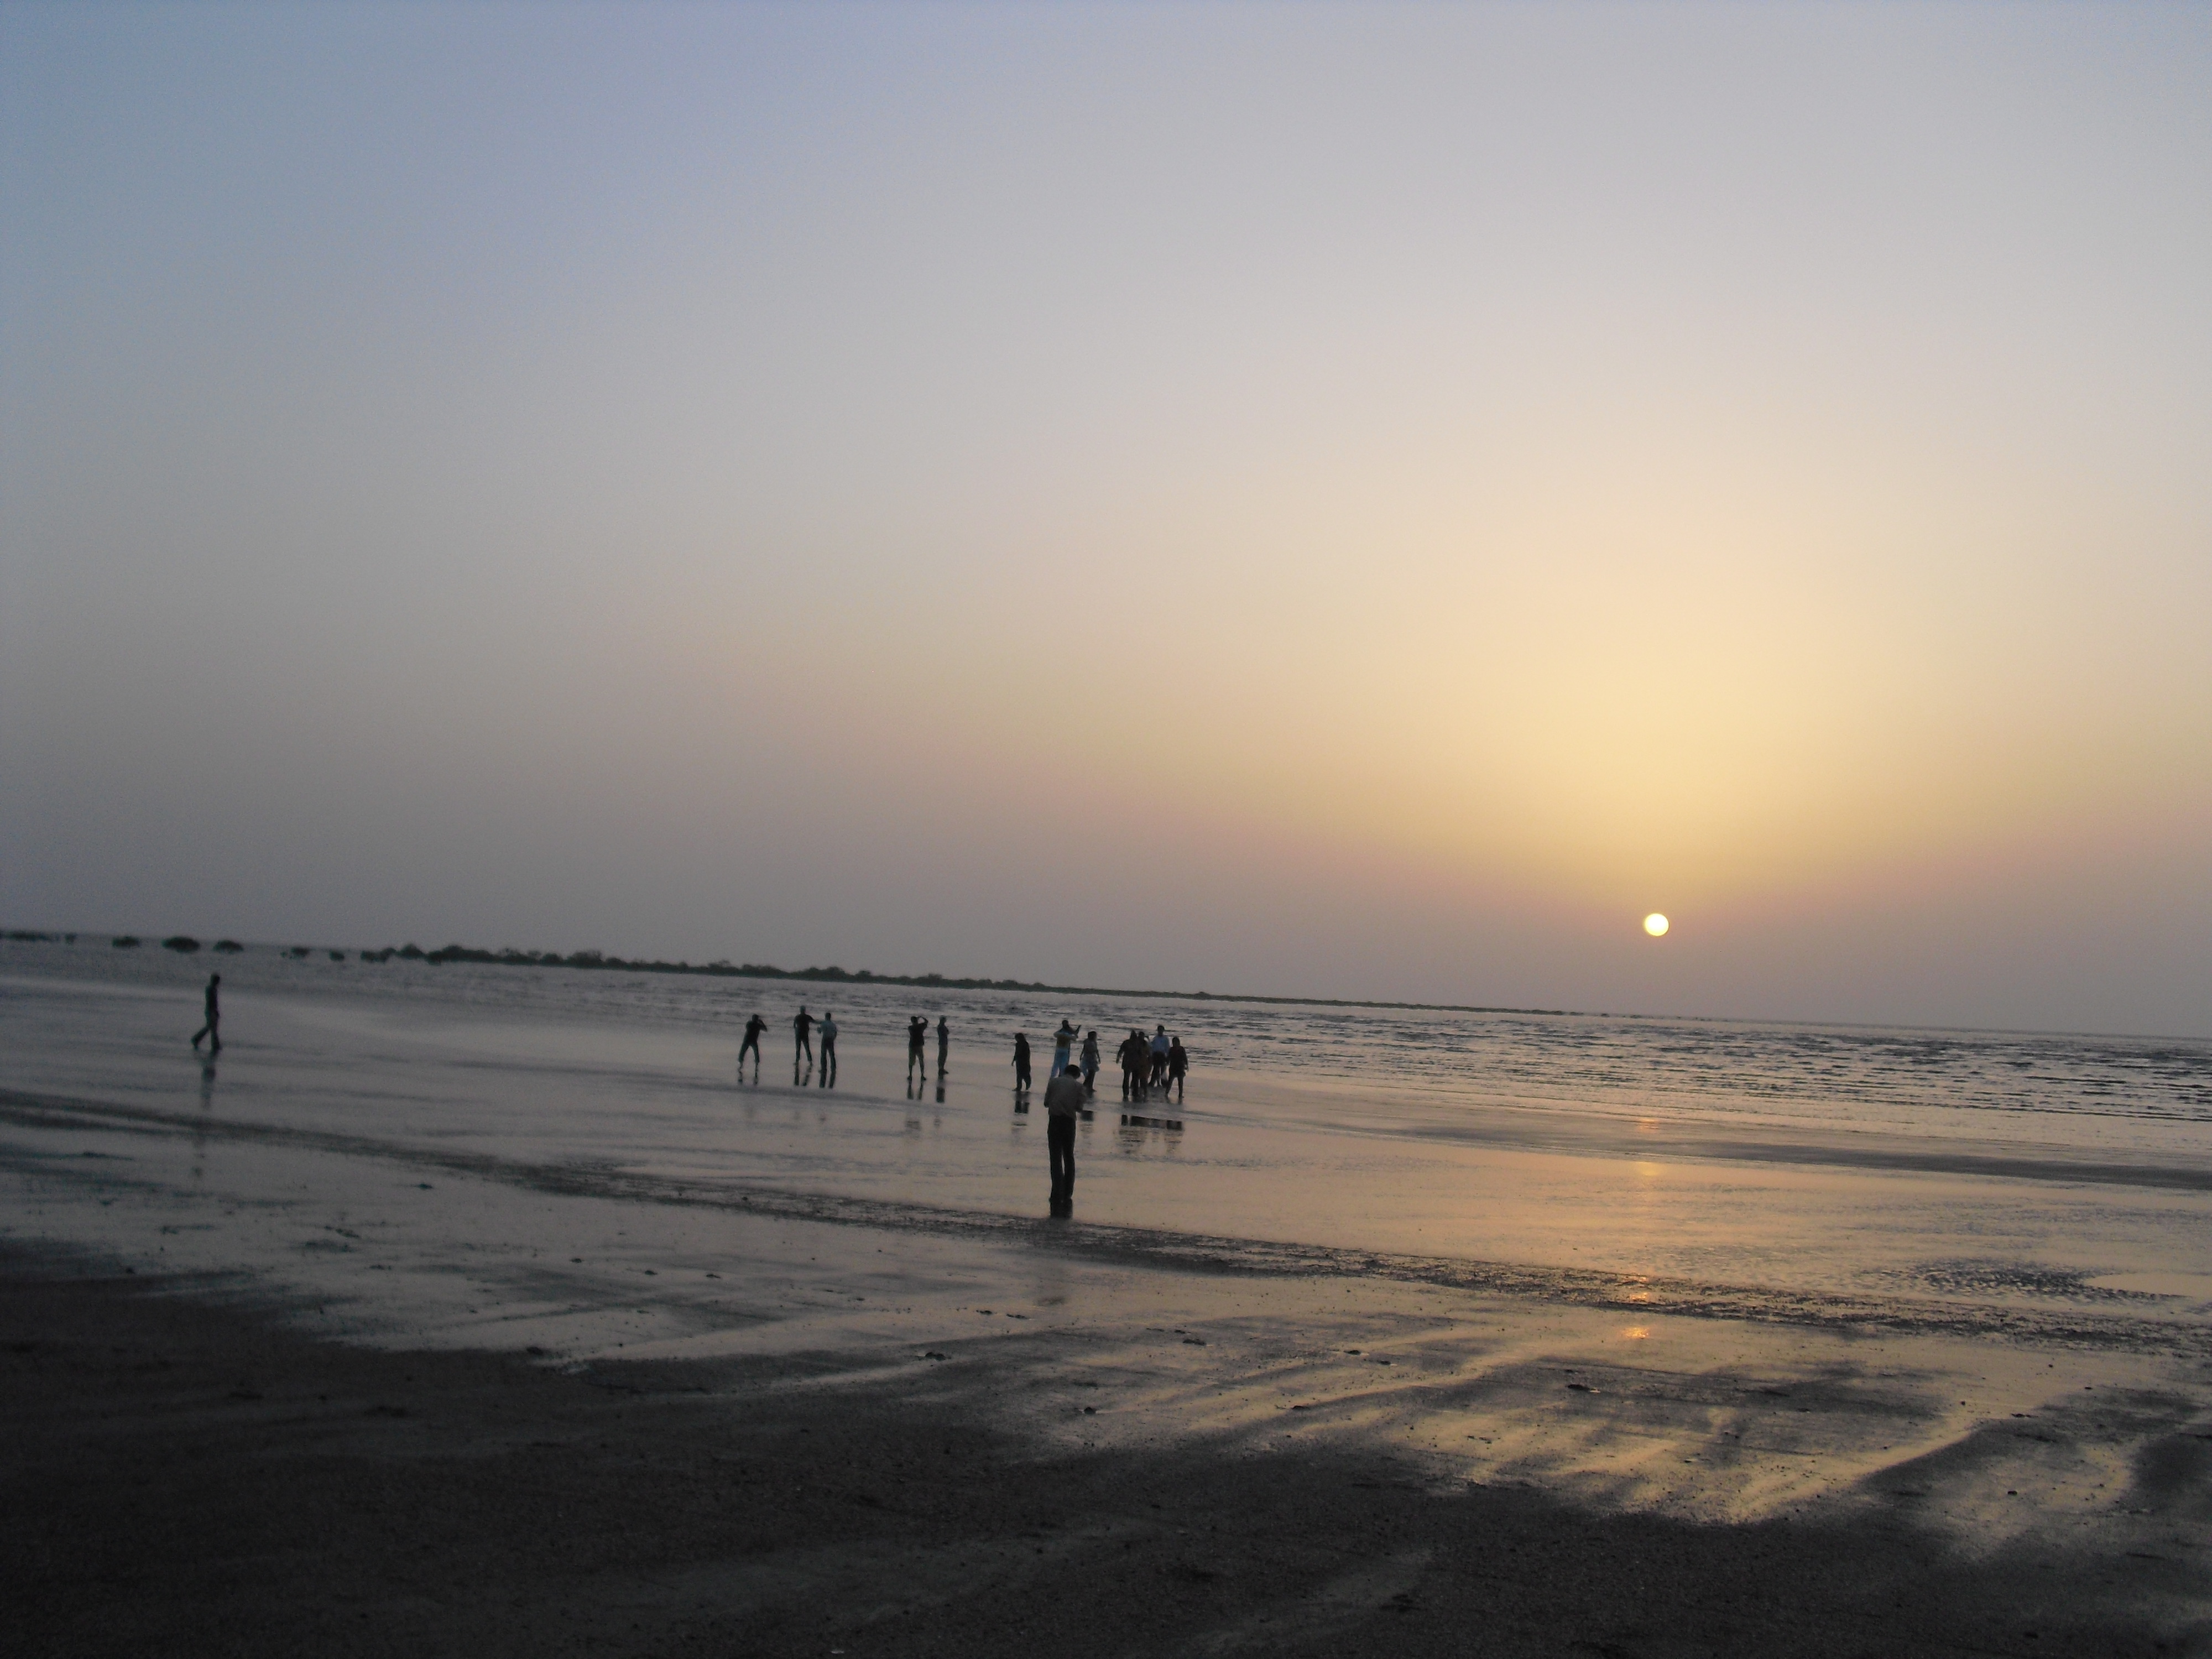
[6, 1248, 2201, 1658]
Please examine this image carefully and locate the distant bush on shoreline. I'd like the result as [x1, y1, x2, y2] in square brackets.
[13, 925, 1540, 1017]
[161, 936, 201, 953]
[346, 939, 1528, 1015]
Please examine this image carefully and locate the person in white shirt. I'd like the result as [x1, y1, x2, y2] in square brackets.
[1043, 1060, 1086, 1213]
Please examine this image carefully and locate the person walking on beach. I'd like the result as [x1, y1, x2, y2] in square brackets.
[1167, 1035, 1188, 1101]
[190, 973, 222, 1053]
[935, 1015, 950, 1077]
[1149, 1024, 1171, 1090]
[792, 1005, 815, 1082]
[817, 1010, 838, 1088]
[1079, 1030, 1101, 1096]
[1013, 1032, 1032, 1096]
[1052, 1018, 1079, 1079]
[738, 1012, 766, 1082]
[1044, 1057, 1086, 1214]
[907, 1016, 928, 1087]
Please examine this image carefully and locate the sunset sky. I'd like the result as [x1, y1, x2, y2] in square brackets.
[4, 3, 2208, 1034]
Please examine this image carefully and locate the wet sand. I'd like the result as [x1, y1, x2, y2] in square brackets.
[4, 956, 2211, 1652]
[7, 1086, 2212, 1657]
[7, 1244, 2205, 1659]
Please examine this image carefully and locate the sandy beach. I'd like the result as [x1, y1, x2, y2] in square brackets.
[4, 952, 2211, 1652]
[7, 1227, 2206, 1658]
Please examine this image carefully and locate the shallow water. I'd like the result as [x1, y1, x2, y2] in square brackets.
[4, 939, 2210, 1339]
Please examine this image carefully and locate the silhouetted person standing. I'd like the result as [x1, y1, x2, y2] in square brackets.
[1044, 1061, 1085, 1213]
[1013, 1032, 1032, 1095]
[792, 1006, 815, 1082]
[817, 1009, 838, 1088]
[1167, 1036, 1188, 1101]
[1149, 1024, 1171, 1089]
[190, 974, 222, 1053]
[935, 1015, 950, 1077]
[739, 1013, 766, 1082]
[1080, 1030, 1101, 1095]
[907, 1016, 928, 1086]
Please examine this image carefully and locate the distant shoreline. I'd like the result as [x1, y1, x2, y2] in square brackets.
[349, 940, 1582, 1019]
[12, 928, 2199, 1042]
[1, 927, 1574, 1019]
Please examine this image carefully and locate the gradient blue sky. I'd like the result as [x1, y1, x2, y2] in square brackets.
[4, 2, 2209, 1032]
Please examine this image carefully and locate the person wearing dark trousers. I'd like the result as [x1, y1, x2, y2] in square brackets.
[817, 1010, 838, 1088]
[739, 1013, 766, 1083]
[190, 974, 222, 1053]
[1167, 1036, 1188, 1101]
[792, 1006, 815, 1082]
[1044, 1062, 1086, 1214]
[1080, 1030, 1100, 1095]
[1013, 1032, 1032, 1096]
[907, 1016, 928, 1087]
[935, 1015, 950, 1078]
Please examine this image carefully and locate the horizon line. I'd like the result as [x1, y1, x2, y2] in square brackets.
[4, 927, 2204, 1046]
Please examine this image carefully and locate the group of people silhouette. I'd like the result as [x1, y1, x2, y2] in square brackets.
[1011, 1021, 1187, 1104]
[731, 1004, 1196, 1215]
[1013, 1019, 1191, 1215]
[181, 964, 1190, 1224]
[736, 1004, 958, 1094]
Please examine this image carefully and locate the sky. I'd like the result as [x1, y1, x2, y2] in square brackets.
[3, 2, 2209, 1035]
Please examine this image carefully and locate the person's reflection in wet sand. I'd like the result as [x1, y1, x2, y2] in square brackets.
[935, 1074, 946, 1106]
[193, 1061, 216, 1181]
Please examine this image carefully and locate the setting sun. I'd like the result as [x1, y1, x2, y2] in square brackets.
[1644, 914, 1670, 937]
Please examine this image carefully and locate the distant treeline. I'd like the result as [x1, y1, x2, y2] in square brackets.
[355, 941, 1091, 993]
[3, 928, 1568, 1017]
[353, 942, 1559, 1016]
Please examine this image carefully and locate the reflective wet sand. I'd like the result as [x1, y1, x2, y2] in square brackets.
[4, 950, 2211, 1645]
